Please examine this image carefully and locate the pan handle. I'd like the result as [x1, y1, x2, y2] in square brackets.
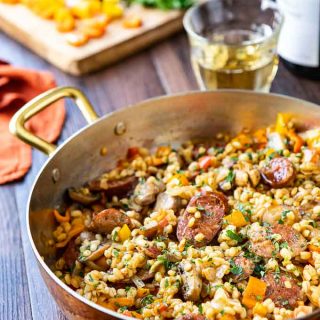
[9, 86, 99, 156]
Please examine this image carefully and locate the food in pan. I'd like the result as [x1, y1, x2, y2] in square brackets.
[51, 112, 320, 319]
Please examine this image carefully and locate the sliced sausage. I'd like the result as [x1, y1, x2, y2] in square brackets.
[271, 224, 307, 257]
[68, 188, 100, 205]
[260, 157, 296, 188]
[262, 205, 300, 225]
[154, 192, 181, 212]
[263, 272, 303, 308]
[177, 191, 228, 247]
[88, 176, 138, 197]
[177, 314, 206, 320]
[62, 239, 79, 269]
[133, 177, 165, 206]
[179, 260, 202, 302]
[232, 256, 255, 281]
[88, 208, 132, 234]
[248, 225, 275, 259]
[249, 224, 307, 258]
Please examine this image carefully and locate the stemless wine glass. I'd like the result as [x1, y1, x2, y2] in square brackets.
[183, 0, 283, 92]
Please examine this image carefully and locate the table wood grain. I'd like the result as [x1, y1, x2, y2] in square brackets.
[0, 29, 320, 320]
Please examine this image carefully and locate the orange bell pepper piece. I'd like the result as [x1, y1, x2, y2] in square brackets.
[242, 276, 267, 308]
[288, 130, 304, 153]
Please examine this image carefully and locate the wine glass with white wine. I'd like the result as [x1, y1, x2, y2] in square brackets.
[183, 0, 283, 92]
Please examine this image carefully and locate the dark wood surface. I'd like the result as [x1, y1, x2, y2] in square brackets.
[0, 29, 320, 320]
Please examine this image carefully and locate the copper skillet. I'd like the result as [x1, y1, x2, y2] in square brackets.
[9, 87, 320, 320]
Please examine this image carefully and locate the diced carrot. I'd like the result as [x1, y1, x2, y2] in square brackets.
[242, 276, 267, 308]
[198, 155, 213, 170]
[288, 130, 304, 153]
[118, 224, 131, 242]
[224, 210, 248, 227]
[53, 209, 70, 223]
[123, 16, 142, 29]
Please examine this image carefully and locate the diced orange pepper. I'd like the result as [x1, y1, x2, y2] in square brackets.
[53, 209, 70, 223]
[308, 244, 320, 253]
[242, 276, 267, 308]
[98, 300, 117, 311]
[253, 128, 267, 148]
[224, 210, 248, 227]
[108, 297, 135, 307]
[122, 310, 143, 319]
[198, 155, 213, 170]
[158, 217, 169, 229]
[169, 174, 189, 186]
[137, 287, 150, 298]
[287, 130, 304, 153]
[80, 23, 105, 38]
[123, 16, 142, 29]
[220, 315, 236, 320]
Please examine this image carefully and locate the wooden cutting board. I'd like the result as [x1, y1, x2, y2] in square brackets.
[0, 3, 183, 75]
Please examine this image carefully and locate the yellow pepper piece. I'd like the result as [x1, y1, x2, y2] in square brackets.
[242, 276, 267, 308]
[54, 7, 75, 32]
[224, 210, 248, 227]
[118, 224, 131, 242]
[253, 302, 268, 317]
[102, 0, 123, 18]
[275, 113, 291, 135]
[71, 0, 101, 19]
[168, 174, 189, 186]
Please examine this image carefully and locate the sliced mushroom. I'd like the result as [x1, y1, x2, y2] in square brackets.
[133, 177, 165, 206]
[68, 188, 100, 205]
[178, 260, 202, 302]
[88, 176, 138, 197]
[80, 242, 111, 262]
[154, 192, 181, 212]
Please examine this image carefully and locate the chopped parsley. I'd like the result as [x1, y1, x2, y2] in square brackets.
[226, 230, 243, 242]
[141, 295, 154, 307]
[230, 259, 243, 276]
[198, 304, 203, 314]
[226, 170, 235, 183]
[278, 209, 291, 224]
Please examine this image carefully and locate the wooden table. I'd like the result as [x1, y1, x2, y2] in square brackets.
[1, 29, 320, 320]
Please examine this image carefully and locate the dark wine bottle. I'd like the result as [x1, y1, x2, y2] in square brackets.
[277, 0, 320, 80]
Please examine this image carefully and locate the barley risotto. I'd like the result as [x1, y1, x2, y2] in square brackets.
[51, 113, 320, 320]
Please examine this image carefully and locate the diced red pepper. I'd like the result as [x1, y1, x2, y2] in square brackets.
[198, 156, 212, 170]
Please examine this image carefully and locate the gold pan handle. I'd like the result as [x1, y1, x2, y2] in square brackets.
[9, 86, 99, 156]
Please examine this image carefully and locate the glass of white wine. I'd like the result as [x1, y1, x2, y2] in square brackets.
[183, 0, 283, 92]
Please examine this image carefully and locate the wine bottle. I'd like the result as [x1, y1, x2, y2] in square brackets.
[277, 0, 320, 80]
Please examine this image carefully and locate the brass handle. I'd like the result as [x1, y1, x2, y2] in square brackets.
[9, 86, 99, 156]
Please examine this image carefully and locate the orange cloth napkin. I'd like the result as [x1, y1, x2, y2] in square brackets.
[0, 61, 65, 184]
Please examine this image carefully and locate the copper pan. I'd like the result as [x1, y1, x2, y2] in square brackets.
[9, 87, 320, 320]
